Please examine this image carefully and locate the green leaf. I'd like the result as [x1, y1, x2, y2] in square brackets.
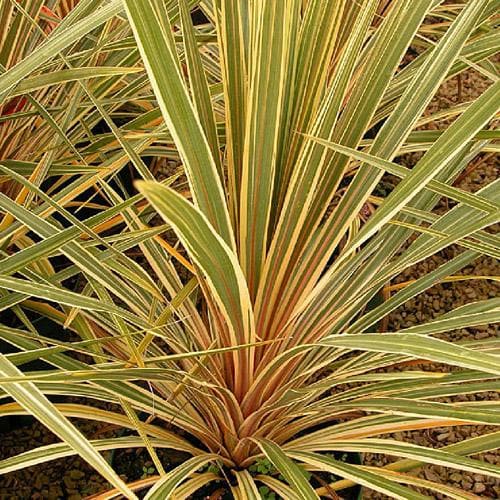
[304, 137, 499, 214]
[8, 66, 142, 98]
[0, 436, 179, 475]
[144, 455, 218, 500]
[238, 0, 296, 298]
[0, 275, 147, 327]
[290, 451, 429, 499]
[137, 181, 255, 398]
[291, 439, 500, 479]
[252, 439, 319, 499]
[322, 332, 500, 376]
[123, 0, 234, 246]
[232, 470, 261, 499]
[179, 0, 222, 178]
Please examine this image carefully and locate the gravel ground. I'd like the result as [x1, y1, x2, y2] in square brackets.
[362, 67, 499, 498]
[362, 235, 499, 498]
[0, 419, 112, 499]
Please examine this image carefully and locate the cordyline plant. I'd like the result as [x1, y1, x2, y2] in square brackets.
[0, 0, 499, 498]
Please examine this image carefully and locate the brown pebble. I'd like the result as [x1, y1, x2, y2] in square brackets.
[473, 483, 486, 494]
[63, 476, 76, 489]
[462, 480, 473, 490]
[436, 432, 449, 442]
[424, 469, 441, 482]
[69, 469, 85, 480]
[475, 331, 490, 340]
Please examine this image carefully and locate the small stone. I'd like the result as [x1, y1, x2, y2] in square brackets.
[436, 432, 450, 442]
[34, 473, 48, 490]
[475, 330, 489, 340]
[69, 470, 84, 480]
[63, 476, 76, 489]
[49, 485, 63, 497]
[414, 435, 426, 445]
[406, 313, 417, 323]
[461, 479, 473, 490]
[424, 469, 440, 482]
[473, 483, 486, 494]
[450, 473, 462, 482]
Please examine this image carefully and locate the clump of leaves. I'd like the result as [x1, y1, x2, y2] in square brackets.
[258, 485, 277, 500]
[249, 458, 279, 477]
[0, 1, 499, 499]
[141, 464, 156, 479]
